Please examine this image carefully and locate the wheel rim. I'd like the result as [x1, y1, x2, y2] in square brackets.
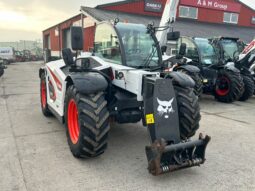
[216, 76, 231, 96]
[41, 80, 47, 108]
[67, 99, 80, 144]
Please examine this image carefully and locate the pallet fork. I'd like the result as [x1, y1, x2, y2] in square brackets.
[143, 77, 211, 176]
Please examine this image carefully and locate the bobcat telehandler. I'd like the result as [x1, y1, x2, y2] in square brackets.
[174, 37, 245, 103]
[39, 20, 210, 176]
[210, 37, 254, 100]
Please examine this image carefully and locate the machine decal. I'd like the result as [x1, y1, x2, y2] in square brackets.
[48, 67, 62, 91]
[157, 98, 175, 119]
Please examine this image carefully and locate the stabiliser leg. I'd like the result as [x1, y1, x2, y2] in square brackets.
[143, 77, 211, 176]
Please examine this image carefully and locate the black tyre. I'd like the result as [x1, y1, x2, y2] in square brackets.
[0, 68, 4, 77]
[64, 85, 110, 158]
[174, 86, 201, 139]
[214, 70, 244, 103]
[177, 69, 203, 97]
[239, 75, 254, 101]
[40, 72, 52, 117]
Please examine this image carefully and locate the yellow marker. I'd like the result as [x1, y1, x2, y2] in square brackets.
[146, 114, 155, 125]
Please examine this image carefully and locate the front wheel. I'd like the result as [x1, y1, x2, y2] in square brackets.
[238, 75, 254, 101]
[64, 85, 110, 158]
[174, 86, 201, 139]
[214, 70, 244, 103]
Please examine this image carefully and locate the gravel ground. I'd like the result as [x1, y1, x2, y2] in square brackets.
[0, 62, 254, 191]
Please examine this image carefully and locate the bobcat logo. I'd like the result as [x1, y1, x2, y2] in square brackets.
[157, 98, 175, 119]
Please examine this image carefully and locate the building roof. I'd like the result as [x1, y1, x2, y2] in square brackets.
[96, 0, 255, 12]
[81, 6, 255, 43]
[96, 0, 142, 8]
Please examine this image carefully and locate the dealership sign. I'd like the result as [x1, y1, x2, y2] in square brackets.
[144, 0, 163, 13]
[180, 0, 241, 13]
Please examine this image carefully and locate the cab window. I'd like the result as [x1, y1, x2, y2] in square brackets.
[179, 37, 199, 62]
[94, 23, 121, 64]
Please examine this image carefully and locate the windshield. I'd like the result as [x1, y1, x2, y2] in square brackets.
[220, 39, 239, 60]
[194, 38, 218, 65]
[116, 23, 159, 68]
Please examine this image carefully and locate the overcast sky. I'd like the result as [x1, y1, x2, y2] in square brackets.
[0, 0, 116, 42]
[0, 0, 254, 42]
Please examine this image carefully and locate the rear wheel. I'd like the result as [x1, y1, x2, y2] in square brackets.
[64, 85, 110, 158]
[40, 72, 52, 116]
[174, 86, 201, 139]
[214, 70, 244, 103]
[239, 75, 254, 101]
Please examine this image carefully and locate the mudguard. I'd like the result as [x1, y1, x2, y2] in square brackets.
[225, 62, 240, 73]
[66, 72, 108, 95]
[177, 64, 200, 73]
[166, 72, 195, 88]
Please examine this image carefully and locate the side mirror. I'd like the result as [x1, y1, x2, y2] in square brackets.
[179, 43, 187, 57]
[71, 26, 83, 51]
[161, 46, 167, 54]
[167, 31, 180, 41]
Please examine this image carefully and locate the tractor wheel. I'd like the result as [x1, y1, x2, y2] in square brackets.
[64, 85, 110, 158]
[174, 86, 201, 139]
[177, 70, 203, 97]
[214, 70, 244, 103]
[40, 72, 52, 117]
[239, 75, 254, 101]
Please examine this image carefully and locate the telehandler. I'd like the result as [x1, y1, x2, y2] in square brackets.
[40, 21, 210, 176]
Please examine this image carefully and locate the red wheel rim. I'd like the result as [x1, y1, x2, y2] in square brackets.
[67, 99, 80, 144]
[41, 81, 47, 108]
[216, 76, 231, 96]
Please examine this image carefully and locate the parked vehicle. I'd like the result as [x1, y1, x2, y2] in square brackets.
[0, 47, 16, 64]
[210, 37, 254, 100]
[177, 37, 244, 103]
[40, 23, 210, 176]
[15, 50, 26, 62]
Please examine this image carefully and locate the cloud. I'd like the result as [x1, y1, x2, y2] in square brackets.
[0, 0, 117, 41]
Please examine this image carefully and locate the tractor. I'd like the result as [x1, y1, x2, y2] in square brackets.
[210, 37, 254, 100]
[175, 36, 244, 103]
[39, 21, 210, 176]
